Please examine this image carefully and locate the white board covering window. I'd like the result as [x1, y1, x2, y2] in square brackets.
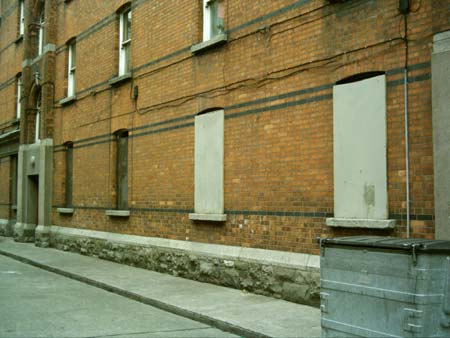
[189, 109, 226, 221]
[326, 74, 395, 229]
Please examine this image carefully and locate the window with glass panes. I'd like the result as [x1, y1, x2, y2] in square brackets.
[19, 0, 25, 35]
[38, 9, 44, 55]
[16, 74, 22, 119]
[203, 0, 225, 41]
[119, 8, 131, 75]
[68, 41, 76, 96]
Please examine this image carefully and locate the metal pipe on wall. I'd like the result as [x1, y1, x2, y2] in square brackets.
[404, 68, 410, 238]
[403, 7, 411, 238]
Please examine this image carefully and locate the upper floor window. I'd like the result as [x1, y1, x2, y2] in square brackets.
[19, 0, 25, 36]
[203, 0, 225, 41]
[38, 9, 44, 56]
[35, 91, 41, 143]
[67, 40, 76, 97]
[16, 74, 22, 119]
[119, 7, 131, 76]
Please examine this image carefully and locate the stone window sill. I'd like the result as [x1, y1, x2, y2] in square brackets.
[108, 73, 132, 87]
[191, 34, 228, 54]
[11, 205, 17, 211]
[326, 218, 396, 229]
[189, 213, 227, 222]
[15, 35, 23, 44]
[106, 209, 130, 217]
[57, 207, 74, 214]
[59, 95, 76, 106]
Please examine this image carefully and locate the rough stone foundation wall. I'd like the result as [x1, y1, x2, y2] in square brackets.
[0, 220, 9, 236]
[35, 227, 320, 307]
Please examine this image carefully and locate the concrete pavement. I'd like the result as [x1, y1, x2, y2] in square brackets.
[0, 237, 321, 338]
[0, 255, 237, 338]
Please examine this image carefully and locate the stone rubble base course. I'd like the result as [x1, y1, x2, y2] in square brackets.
[35, 225, 320, 306]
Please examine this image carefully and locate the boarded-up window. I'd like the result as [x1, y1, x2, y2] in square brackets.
[65, 142, 73, 207]
[116, 130, 128, 210]
[332, 74, 388, 220]
[10, 155, 18, 208]
[189, 109, 225, 221]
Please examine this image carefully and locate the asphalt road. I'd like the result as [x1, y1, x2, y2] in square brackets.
[0, 255, 237, 338]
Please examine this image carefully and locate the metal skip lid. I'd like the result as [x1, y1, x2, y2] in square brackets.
[319, 236, 450, 253]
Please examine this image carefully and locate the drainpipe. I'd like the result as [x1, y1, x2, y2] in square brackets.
[404, 68, 410, 238]
[401, 5, 411, 238]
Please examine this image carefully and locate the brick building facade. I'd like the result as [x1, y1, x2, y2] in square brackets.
[1, 0, 449, 305]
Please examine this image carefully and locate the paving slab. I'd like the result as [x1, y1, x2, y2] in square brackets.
[0, 237, 321, 338]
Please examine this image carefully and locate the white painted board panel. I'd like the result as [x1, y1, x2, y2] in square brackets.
[194, 110, 224, 214]
[333, 75, 388, 219]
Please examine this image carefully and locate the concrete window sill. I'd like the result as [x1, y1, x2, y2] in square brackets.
[191, 34, 228, 54]
[59, 95, 77, 106]
[189, 213, 227, 222]
[106, 209, 130, 217]
[57, 208, 74, 214]
[326, 218, 396, 229]
[108, 73, 132, 87]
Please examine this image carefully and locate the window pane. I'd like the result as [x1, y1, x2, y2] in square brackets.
[122, 10, 131, 42]
[124, 44, 130, 73]
[35, 92, 41, 142]
[19, 0, 25, 35]
[127, 11, 132, 40]
[210, 0, 224, 38]
[70, 43, 76, 69]
[38, 11, 44, 55]
[16, 76, 22, 119]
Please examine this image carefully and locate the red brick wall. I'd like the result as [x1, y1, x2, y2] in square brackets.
[0, 0, 23, 125]
[0, 157, 11, 219]
[0, 1, 22, 216]
[1, 0, 447, 253]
